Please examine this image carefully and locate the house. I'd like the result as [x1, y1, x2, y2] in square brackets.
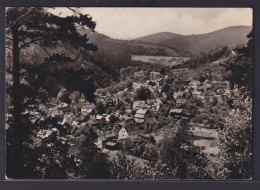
[162, 92, 167, 99]
[169, 109, 183, 119]
[134, 71, 145, 80]
[112, 97, 121, 106]
[203, 146, 220, 156]
[118, 125, 140, 140]
[104, 133, 117, 142]
[197, 86, 204, 92]
[81, 106, 95, 116]
[119, 114, 130, 121]
[174, 80, 190, 86]
[37, 128, 59, 139]
[189, 80, 200, 88]
[205, 83, 212, 89]
[104, 142, 117, 150]
[85, 108, 94, 116]
[82, 103, 96, 115]
[106, 97, 114, 108]
[146, 99, 156, 105]
[58, 102, 69, 111]
[173, 91, 184, 99]
[201, 83, 212, 91]
[96, 97, 106, 105]
[190, 127, 218, 140]
[88, 118, 101, 128]
[206, 91, 216, 97]
[133, 101, 145, 110]
[157, 78, 164, 86]
[51, 109, 64, 118]
[138, 103, 151, 109]
[164, 78, 174, 85]
[78, 95, 86, 103]
[95, 135, 106, 149]
[134, 108, 151, 123]
[125, 109, 133, 115]
[156, 98, 162, 104]
[39, 104, 48, 113]
[182, 110, 193, 119]
[211, 81, 229, 89]
[215, 95, 222, 102]
[96, 115, 104, 121]
[150, 71, 160, 80]
[105, 114, 111, 122]
[193, 139, 219, 156]
[192, 90, 202, 97]
[176, 99, 187, 107]
[85, 103, 96, 109]
[74, 102, 85, 114]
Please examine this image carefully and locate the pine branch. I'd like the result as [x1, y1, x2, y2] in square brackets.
[34, 43, 51, 57]
[67, 7, 81, 17]
[19, 38, 42, 50]
[6, 46, 12, 51]
[6, 8, 33, 31]
[6, 36, 13, 41]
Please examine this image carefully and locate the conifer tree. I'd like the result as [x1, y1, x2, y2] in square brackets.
[6, 7, 97, 178]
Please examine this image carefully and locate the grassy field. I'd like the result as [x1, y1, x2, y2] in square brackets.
[131, 55, 189, 67]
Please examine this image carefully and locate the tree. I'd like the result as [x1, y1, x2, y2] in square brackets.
[227, 30, 252, 96]
[106, 107, 113, 114]
[160, 67, 166, 75]
[6, 7, 97, 178]
[109, 114, 118, 125]
[158, 120, 211, 179]
[110, 152, 154, 179]
[219, 91, 252, 179]
[70, 91, 81, 104]
[6, 115, 75, 179]
[127, 81, 133, 89]
[161, 84, 170, 93]
[77, 128, 111, 179]
[96, 102, 106, 114]
[136, 86, 151, 101]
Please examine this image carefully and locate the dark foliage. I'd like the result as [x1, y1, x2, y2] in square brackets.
[226, 30, 252, 97]
[136, 86, 151, 101]
[6, 7, 97, 178]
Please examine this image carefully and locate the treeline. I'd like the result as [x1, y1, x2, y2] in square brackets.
[132, 39, 191, 57]
[181, 46, 232, 69]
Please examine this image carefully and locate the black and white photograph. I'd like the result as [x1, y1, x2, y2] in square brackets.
[5, 7, 252, 179]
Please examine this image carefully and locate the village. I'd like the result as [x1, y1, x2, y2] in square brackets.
[12, 64, 233, 164]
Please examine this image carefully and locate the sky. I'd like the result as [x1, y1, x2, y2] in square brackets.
[48, 8, 252, 40]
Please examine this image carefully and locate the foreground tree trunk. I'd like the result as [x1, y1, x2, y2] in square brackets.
[11, 23, 23, 178]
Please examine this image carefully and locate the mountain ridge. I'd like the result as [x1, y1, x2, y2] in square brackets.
[132, 25, 252, 55]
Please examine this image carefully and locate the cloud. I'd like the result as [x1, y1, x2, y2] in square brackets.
[48, 8, 252, 39]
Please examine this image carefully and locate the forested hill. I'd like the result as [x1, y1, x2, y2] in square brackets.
[133, 26, 252, 55]
[79, 28, 189, 57]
